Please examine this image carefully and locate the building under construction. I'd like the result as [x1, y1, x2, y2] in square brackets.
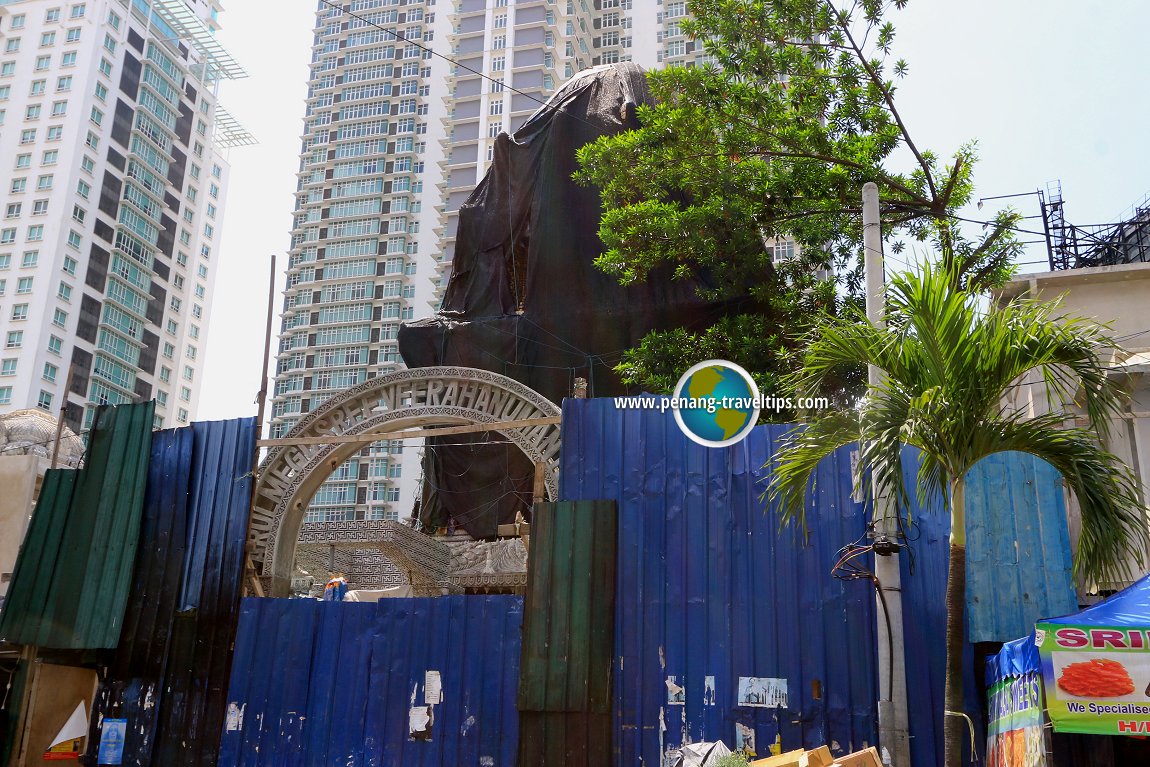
[1043, 183, 1150, 270]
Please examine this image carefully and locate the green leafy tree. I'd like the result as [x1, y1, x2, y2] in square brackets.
[767, 252, 1147, 767]
[575, 0, 1018, 400]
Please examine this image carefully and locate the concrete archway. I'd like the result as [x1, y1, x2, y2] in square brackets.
[249, 367, 562, 596]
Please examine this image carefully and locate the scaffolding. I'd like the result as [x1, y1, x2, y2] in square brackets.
[1042, 182, 1150, 270]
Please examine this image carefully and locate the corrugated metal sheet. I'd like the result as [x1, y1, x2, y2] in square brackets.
[218, 596, 522, 767]
[964, 451, 1076, 642]
[519, 500, 616, 766]
[87, 417, 256, 767]
[519, 500, 616, 712]
[559, 398, 878, 765]
[898, 449, 1074, 767]
[0, 401, 154, 649]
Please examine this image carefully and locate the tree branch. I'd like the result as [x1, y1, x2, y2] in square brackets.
[746, 147, 932, 205]
[823, 0, 939, 202]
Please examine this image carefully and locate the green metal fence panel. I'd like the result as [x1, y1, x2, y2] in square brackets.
[0, 401, 154, 649]
[518, 500, 617, 713]
[518, 500, 616, 767]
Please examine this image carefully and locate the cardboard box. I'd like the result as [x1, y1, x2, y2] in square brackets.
[802, 746, 835, 767]
[832, 746, 882, 767]
[750, 749, 806, 767]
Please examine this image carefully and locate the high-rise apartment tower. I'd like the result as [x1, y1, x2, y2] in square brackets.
[271, 0, 710, 529]
[0, 0, 248, 431]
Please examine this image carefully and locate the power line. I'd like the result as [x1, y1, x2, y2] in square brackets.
[314, 0, 603, 135]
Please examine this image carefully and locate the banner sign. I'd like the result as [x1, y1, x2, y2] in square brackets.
[986, 672, 1045, 767]
[1037, 623, 1150, 734]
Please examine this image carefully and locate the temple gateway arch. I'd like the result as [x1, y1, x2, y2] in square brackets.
[249, 367, 562, 596]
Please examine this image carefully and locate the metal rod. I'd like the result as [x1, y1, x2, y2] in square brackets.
[50, 365, 77, 470]
[254, 254, 277, 448]
[244, 255, 277, 597]
[255, 415, 563, 448]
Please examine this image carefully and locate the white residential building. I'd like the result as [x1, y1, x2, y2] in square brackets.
[0, 0, 245, 432]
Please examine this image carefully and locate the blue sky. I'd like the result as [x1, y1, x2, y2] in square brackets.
[198, 0, 1150, 420]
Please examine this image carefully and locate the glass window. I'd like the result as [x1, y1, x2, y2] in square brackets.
[16, 276, 32, 293]
[37, 390, 52, 411]
[11, 304, 28, 321]
[52, 307, 66, 327]
[0, 359, 16, 376]
[35, 55, 51, 71]
[43, 362, 57, 382]
[6, 331, 23, 348]
[62, 51, 76, 66]
[48, 335, 63, 354]
[26, 224, 43, 241]
[63, 255, 76, 275]
[0, 387, 11, 405]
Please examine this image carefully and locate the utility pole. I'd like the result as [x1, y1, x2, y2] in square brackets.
[863, 182, 911, 767]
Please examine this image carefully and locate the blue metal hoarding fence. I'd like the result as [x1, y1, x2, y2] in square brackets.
[900, 449, 1076, 767]
[559, 398, 879, 764]
[218, 595, 522, 767]
[87, 417, 257, 766]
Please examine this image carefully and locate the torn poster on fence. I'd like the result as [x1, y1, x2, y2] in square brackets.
[409, 705, 433, 740]
[737, 676, 788, 708]
[425, 670, 442, 704]
[665, 675, 685, 705]
[735, 722, 757, 756]
[704, 675, 716, 706]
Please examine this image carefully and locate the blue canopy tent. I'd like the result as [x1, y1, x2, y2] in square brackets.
[987, 575, 1150, 767]
[1035, 574, 1150, 737]
[986, 634, 1045, 767]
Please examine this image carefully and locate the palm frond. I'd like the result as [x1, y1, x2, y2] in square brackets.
[979, 413, 1148, 586]
[766, 411, 862, 532]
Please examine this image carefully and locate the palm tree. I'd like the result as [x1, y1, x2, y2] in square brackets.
[767, 253, 1147, 767]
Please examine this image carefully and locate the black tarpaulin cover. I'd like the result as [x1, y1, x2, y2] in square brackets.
[399, 63, 745, 537]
